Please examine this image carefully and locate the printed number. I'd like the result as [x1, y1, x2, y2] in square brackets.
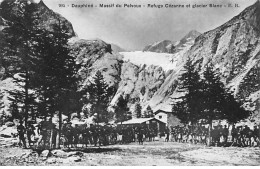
[59, 4, 65, 7]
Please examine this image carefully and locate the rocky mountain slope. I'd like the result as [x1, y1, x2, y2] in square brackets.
[114, 2, 260, 123]
[0, 0, 75, 37]
[187, 1, 260, 118]
[36, 0, 76, 37]
[143, 40, 175, 53]
[69, 38, 122, 89]
[146, 1, 260, 120]
[143, 30, 200, 54]
[173, 30, 201, 53]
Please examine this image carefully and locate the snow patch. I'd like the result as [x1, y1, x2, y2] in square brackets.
[120, 51, 178, 71]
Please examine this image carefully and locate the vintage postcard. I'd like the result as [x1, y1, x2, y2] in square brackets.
[0, 0, 259, 166]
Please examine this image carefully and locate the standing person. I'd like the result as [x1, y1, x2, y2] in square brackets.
[92, 126, 98, 147]
[37, 118, 57, 149]
[27, 122, 36, 147]
[137, 127, 144, 145]
[231, 124, 238, 144]
[165, 127, 170, 142]
[211, 126, 218, 146]
[222, 125, 229, 146]
[237, 126, 244, 147]
[17, 121, 27, 148]
[82, 125, 90, 147]
[242, 125, 251, 146]
[252, 124, 259, 146]
[45, 118, 56, 149]
[66, 122, 74, 148]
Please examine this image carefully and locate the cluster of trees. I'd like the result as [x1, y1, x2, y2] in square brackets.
[114, 97, 155, 123]
[0, 0, 131, 127]
[0, 0, 81, 126]
[133, 103, 154, 119]
[172, 58, 251, 141]
[0, 0, 120, 126]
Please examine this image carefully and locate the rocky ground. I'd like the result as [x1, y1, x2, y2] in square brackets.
[0, 137, 259, 166]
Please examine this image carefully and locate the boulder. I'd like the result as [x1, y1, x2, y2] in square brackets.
[40, 150, 50, 159]
[20, 152, 32, 159]
[67, 151, 83, 157]
[63, 156, 81, 163]
[70, 156, 81, 162]
[51, 149, 67, 158]
[0, 126, 18, 137]
[46, 158, 57, 164]
[5, 121, 15, 127]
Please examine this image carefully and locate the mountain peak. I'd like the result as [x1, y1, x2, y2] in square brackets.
[143, 40, 174, 53]
[182, 30, 201, 40]
[38, 0, 47, 8]
[187, 30, 201, 36]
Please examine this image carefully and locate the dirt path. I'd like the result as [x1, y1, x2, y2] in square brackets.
[0, 141, 259, 166]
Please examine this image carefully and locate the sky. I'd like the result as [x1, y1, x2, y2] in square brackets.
[32, 0, 256, 50]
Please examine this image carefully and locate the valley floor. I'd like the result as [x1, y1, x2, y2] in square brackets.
[0, 139, 260, 166]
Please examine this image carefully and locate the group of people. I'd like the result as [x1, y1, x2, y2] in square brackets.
[16, 119, 260, 149]
[17, 120, 36, 148]
[16, 119, 163, 148]
[168, 124, 260, 147]
[61, 123, 160, 147]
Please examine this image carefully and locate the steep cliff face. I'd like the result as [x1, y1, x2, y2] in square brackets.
[0, 0, 75, 37]
[185, 1, 260, 115]
[69, 39, 169, 114]
[36, 0, 76, 37]
[69, 39, 122, 89]
[110, 62, 166, 112]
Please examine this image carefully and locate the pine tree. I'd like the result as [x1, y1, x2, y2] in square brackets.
[172, 57, 203, 124]
[84, 70, 112, 123]
[0, 1, 41, 126]
[32, 18, 79, 119]
[224, 91, 251, 124]
[201, 64, 230, 145]
[142, 110, 148, 118]
[32, 17, 79, 148]
[114, 95, 129, 123]
[146, 105, 154, 117]
[134, 102, 142, 118]
[201, 64, 227, 124]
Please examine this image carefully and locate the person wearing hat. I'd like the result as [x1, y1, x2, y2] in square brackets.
[17, 121, 27, 148]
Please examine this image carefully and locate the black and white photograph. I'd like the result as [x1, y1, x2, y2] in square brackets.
[0, 0, 259, 166]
